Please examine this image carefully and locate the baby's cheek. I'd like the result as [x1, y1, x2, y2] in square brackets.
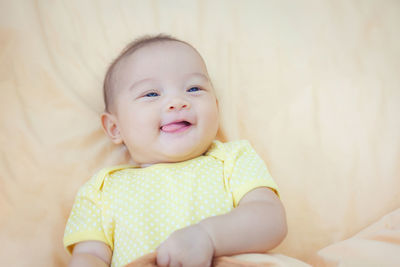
[206, 108, 219, 128]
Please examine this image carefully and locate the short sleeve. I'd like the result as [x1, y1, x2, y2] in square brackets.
[63, 174, 112, 254]
[224, 140, 279, 207]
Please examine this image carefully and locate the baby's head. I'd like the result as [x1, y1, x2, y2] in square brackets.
[101, 34, 219, 166]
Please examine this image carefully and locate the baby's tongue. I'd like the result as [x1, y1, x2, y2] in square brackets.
[161, 122, 188, 132]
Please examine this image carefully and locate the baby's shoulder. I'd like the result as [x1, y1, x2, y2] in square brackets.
[79, 164, 135, 193]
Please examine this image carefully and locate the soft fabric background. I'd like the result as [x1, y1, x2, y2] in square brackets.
[0, 0, 399, 266]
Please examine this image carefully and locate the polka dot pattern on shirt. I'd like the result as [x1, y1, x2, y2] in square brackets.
[63, 140, 278, 267]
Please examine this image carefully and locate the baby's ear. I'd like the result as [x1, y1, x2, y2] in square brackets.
[101, 112, 123, 144]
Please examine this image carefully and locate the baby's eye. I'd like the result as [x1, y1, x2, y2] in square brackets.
[144, 92, 159, 97]
[187, 87, 201, 92]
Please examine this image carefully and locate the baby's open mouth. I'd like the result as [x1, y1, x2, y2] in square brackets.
[160, 121, 192, 133]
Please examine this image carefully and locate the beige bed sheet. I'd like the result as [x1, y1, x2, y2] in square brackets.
[124, 252, 311, 267]
[1, 1, 399, 266]
[309, 208, 400, 266]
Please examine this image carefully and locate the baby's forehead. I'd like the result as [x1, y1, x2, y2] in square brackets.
[125, 40, 204, 65]
[116, 41, 209, 79]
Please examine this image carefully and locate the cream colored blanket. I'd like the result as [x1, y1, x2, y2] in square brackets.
[1, 1, 399, 266]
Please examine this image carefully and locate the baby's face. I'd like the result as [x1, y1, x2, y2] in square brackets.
[109, 41, 219, 165]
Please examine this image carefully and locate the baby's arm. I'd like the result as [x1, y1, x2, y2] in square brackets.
[157, 187, 287, 266]
[200, 187, 287, 256]
[68, 241, 112, 267]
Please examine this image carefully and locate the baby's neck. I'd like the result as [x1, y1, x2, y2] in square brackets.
[129, 148, 212, 168]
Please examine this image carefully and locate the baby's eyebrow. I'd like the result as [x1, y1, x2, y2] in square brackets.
[185, 72, 209, 81]
[129, 73, 209, 91]
[129, 78, 155, 91]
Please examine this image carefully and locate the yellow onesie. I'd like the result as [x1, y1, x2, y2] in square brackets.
[63, 140, 279, 267]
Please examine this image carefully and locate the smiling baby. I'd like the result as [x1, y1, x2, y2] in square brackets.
[63, 34, 287, 267]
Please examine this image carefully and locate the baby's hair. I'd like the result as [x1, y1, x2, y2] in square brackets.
[103, 34, 196, 113]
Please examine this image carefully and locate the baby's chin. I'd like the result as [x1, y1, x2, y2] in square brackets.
[133, 141, 213, 166]
[135, 153, 200, 167]
[158, 146, 207, 163]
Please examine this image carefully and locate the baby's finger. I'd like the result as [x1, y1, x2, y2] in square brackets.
[156, 248, 170, 267]
[168, 257, 182, 267]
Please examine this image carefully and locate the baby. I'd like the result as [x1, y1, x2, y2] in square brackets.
[63, 34, 287, 267]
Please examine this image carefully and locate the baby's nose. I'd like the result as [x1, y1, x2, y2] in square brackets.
[166, 98, 190, 111]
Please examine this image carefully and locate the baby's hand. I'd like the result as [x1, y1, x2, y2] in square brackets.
[156, 224, 215, 267]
